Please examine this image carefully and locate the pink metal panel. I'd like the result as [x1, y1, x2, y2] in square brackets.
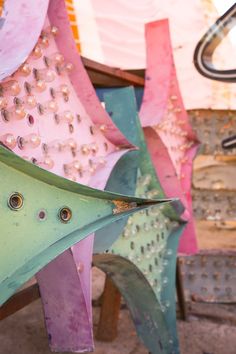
[0, 0, 132, 351]
[0, 0, 49, 80]
[140, 19, 199, 254]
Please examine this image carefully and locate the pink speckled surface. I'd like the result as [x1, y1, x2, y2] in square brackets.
[0, 0, 132, 351]
[140, 20, 199, 254]
[0, 0, 49, 80]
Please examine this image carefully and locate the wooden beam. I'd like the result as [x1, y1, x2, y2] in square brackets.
[81, 56, 145, 87]
[0, 283, 40, 320]
[176, 258, 188, 321]
[96, 276, 121, 341]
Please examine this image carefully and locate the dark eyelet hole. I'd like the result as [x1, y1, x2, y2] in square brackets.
[90, 126, 94, 135]
[8, 193, 24, 210]
[27, 114, 34, 126]
[17, 136, 24, 149]
[59, 207, 72, 223]
[69, 124, 74, 133]
[38, 209, 47, 221]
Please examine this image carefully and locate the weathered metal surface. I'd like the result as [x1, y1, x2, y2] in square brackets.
[189, 109, 236, 156]
[94, 254, 175, 354]
[192, 189, 236, 221]
[194, 3, 236, 82]
[94, 87, 185, 354]
[189, 109, 236, 223]
[139, 20, 199, 254]
[0, 0, 139, 351]
[0, 145, 169, 305]
[179, 251, 236, 303]
[193, 157, 236, 191]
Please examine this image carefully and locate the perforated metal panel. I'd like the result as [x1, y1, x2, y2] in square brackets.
[192, 189, 236, 221]
[189, 109, 236, 156]
[179, 252, 236, 302]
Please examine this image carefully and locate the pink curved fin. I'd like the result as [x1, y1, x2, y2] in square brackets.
[48, 0, 132, 147]
[140, 19, 199, 254]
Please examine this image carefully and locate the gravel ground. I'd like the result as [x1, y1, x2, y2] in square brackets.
[1, 297, 236, 354]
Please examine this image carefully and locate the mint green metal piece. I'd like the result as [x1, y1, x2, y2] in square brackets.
[94, 87, 185, 354]
[0, 145, 173, 306]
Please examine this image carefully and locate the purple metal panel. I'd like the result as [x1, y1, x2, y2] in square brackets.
[140, 19, 200, 254]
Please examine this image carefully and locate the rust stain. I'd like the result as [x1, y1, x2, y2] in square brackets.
[112, 200, 137, 214]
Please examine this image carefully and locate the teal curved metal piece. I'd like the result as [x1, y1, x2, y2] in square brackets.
[0, 145, 173, 306]
[94, 254, 173, 354]
[94, 87, 185, 354]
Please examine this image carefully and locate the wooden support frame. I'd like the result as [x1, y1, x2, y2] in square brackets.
[81, 56, 145, 87]
[0, 284, 40, 320]
[95, 276, 122, 341]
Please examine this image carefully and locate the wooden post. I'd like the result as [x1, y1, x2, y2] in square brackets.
[0, 284, 40, 320]
[176, 258, 188, 321]
[96, 276, 121, 341]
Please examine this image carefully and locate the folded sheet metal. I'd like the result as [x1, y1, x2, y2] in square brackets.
[139, 20, 199, 254]
[94, 87, 185, 354]
[0, 0, 145, 351]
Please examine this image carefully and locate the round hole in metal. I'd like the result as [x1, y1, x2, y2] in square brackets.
[59, 207, 72, 223]
[8, 193, 24, 210]
[27, 114, 34, 126]
[17, 136, 24, 149]
[38, 209, 47, 221]
[69, 124, 74, 133]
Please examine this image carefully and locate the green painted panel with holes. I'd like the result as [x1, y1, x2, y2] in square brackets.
[94, 87, 186, 354]
[0, 145, 172, 306]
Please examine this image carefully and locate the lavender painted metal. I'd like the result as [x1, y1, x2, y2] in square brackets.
[0, 0, 134, 351]
[140, 19, 200, 254]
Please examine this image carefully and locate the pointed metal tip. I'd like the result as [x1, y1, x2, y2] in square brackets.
[112, 197, 177, 214]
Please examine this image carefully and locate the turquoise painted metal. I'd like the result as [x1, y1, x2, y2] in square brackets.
[0, 145, 174, 306]
[94, 87, 186, 354]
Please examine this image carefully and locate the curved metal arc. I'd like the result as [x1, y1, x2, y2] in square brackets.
[0, 147, 174, 305]
[93, 254, 174, 354]
[194, 3, 236, 82]
[0, 145, 173, 206]
[160, 225, 186, 353]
